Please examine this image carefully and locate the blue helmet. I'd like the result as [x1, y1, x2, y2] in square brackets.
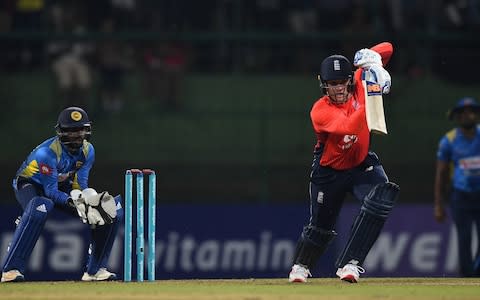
[56, 106, 91, 129]
[318, 55, 354, 100]
[55, 107, 92, 153]
[447, 97, 480, 120]
[319, 55, 353, 83]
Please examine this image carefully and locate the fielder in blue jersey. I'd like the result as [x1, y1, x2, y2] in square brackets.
[434, 97, 480, 277]
[1, 107, 124, 282]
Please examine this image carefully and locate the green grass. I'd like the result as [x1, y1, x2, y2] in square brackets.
[1, 278, 479, 300]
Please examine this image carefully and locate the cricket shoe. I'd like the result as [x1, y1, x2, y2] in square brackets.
[288, 264, 312, 283]
[81, 268, 117, 281]
[1, 270, 25, 282]
[336, 263, 365, 283]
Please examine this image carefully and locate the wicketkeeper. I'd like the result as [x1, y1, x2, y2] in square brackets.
[1, 107, 124, 282]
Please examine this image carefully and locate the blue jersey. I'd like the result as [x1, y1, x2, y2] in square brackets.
[13, 137, 95, 205]
[437, 126, 480, 192]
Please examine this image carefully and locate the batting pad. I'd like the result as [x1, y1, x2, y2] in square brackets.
[363, 80, 387, 135]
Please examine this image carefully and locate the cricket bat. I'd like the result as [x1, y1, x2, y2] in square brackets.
[362, 72, 388, 135]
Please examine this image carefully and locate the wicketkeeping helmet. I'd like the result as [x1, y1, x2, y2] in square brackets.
[55, 107, 92, 153]
[447, 97, 480, 120]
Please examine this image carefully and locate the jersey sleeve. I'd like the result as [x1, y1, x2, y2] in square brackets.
[34, 148, 70, 204]
[437, 135, 452, 162]
[74, 143, 95, 190]
[370, 42, 393, 67]
[310, 100, 366, 135]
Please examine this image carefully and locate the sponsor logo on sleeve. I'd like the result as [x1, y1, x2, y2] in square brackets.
[39, 163, 52, 175]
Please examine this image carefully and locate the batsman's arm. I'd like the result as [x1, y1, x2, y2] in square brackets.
[370, 42, 393, 67]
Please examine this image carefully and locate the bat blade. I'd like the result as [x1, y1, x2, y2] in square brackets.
[363, 80, 388, 135]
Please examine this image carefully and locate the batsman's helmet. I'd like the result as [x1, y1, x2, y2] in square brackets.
[319, 55, 353, 83]
[447, 97, 480, 120]
[55, 107, 92, 153]
[319, 55, 354, 95]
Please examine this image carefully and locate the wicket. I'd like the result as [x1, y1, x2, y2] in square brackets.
[124, 168, 156, 282]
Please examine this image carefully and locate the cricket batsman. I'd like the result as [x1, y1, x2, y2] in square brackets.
[1, 107, 123, 282]
[288, 42, 399, 283]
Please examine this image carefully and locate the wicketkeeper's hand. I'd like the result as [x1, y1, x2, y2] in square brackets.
[84, 191, 117, 227]
[68, 189, 88, 224]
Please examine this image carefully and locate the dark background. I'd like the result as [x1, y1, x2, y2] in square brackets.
[1, 0, 479, 204]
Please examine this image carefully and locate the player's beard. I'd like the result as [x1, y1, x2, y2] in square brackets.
[460, 121, 477, 130]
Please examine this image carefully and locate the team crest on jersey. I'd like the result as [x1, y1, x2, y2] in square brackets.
[352, 99, 360, 110]
[76, 161, 83, 168]
[366, 81, 382, 96]
[39, 163, 52, 175]
[339, 135, 358, 150]
[71, 111, 82, 121]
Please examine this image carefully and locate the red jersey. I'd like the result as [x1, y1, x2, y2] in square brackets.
[310, 42, 393, 170]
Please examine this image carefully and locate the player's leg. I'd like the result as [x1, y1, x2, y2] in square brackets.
[450, 193, 474, 277]
[289, 153, 348, 282]
[82, 195, 124, 281]
[335, 156, 399, 282]
[473, 208, 480, 276]
[1, 190, 54, 282]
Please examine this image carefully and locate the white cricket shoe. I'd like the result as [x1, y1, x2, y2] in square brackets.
[288, 264, 312, 283]
[81, 268, 117, 281]
[1, 269, 25, 282]
[336, 263, 365, 283]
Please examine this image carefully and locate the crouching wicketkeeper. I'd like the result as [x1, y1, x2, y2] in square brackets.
[1, 107, 124, 283]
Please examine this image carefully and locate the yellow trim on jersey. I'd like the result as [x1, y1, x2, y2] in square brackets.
[49, 139, 63, 162]
[16, 0, 44, 11]
[446, 129, 457, 142]
[19, 160, 39, 178]
[82, 140, 90, 157]
[72, 173, 81, 190]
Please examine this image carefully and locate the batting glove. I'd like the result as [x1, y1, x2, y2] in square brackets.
[354, 48, 383, 68]
[368, 64, 392, 94]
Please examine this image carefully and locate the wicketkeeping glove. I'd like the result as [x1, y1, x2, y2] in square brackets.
[69, 188, 117, 227]
[69, 189, 88, 224]
[85, 191, 117, 227]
